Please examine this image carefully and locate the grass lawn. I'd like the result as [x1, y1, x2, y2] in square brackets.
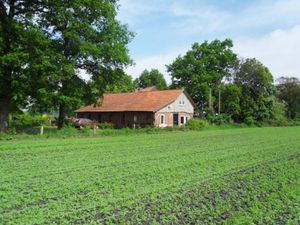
[0, 127, 299, 224]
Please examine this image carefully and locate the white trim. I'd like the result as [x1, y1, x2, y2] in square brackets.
[158, 114, 167, 128]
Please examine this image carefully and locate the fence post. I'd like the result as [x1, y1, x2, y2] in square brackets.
[40, 125, 44, 136]
[93, 124, 96, 135]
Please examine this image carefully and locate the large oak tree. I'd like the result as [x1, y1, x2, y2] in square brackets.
[38, 0, 133, 128]
[0, 0, 133, 131]
[0, 0, 53, 132]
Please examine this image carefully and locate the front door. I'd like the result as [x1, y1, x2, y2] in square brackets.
[173, 113, 178, 126]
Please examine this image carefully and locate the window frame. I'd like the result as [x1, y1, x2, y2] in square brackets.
[160, 114, 165, 124]
[180, 116, 185, 124]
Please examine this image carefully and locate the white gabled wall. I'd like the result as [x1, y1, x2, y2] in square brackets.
[158, 92, 194, 114]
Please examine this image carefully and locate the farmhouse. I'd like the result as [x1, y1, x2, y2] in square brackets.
[75, 88, 195, 128]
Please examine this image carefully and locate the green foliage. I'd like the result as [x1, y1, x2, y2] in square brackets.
[0, 0, 133, 131]
[37, 1, 133, 129]
[0, 1, 54, 132]
[1, 127, 300, 223]
[185, 119, 208, 130]
[220, 83, 241, 120]
[208, 114, 233, 125]
[134, 69, 168, 90]
[270, 100, 287, 123]
[276, 77, 300, 120]
[105, 73, 135, 93]
[244, 116, 256, 126]
[234, 58, 275, 123]
[167, 39, 237, 109]
[97, 122, 114, 129]
[9, 113, 49, 132]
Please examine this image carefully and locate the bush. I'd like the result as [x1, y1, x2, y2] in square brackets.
[209, 114, 233, 125]
[97, 122, 114, 129]
[185, 119, 208, 130]
[9, 113, 50, 133]
[244, 116, 255, 126]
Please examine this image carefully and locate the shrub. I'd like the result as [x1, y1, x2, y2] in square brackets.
[185, 119, 208, 130]
[9, 113, 50, 133]
[209, 114, 233, 125]
[244, 116, 255, 126]
[97, 122, 114, 129]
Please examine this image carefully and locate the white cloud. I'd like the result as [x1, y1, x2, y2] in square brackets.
[120, 0, 300, 83]
[125, 47, 187, 83]
[127, 25, 300, 83]
[168, 0, 300, 35]
[234, 25, 300, 79]
[117, 0, 167, 25]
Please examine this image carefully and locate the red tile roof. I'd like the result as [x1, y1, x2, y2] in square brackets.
[75, 89, 184, 113]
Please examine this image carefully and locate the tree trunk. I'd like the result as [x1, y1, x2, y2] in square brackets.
[0, 97, 10, 133]
[208, 88, 212, 110]
[218, 89, 221, 115]
[57, 104, 66, 129]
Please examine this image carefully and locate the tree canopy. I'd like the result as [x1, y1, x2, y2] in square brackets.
[167, 39, 237, 109]
[38, 0, 133, 128]
[105, 72, 135, 93]
[233, 58, 275, 123]
[0, 0, 133, 131]
[0, 0, 55, 132]
[276, 77, 300, 120]
[134, 69, 168, 90]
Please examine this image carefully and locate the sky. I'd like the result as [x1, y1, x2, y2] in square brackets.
[117, 0, 300, 83]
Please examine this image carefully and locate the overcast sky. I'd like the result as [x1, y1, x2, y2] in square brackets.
[117, 0, 300, 83]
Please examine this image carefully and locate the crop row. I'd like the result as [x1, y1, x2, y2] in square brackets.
[0, 127, 299, 224]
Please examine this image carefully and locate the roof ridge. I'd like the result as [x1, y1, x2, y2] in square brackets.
[104, 88, 183, 95]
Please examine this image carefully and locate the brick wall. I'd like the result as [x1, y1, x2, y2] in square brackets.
[78, 111, 193, 128]
[155, 112, 193, 127]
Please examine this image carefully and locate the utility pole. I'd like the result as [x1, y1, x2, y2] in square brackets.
[208, 88, 212, 110]
[218, 88, 221, 115]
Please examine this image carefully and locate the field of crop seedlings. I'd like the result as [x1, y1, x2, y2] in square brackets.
[0, 126, 300, 224]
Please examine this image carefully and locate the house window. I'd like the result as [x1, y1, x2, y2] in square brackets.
[160, 114, 165, 124]
[180, 116, 185, 124]
[98, 114, 102, 122]
[179, 97, 185, 105]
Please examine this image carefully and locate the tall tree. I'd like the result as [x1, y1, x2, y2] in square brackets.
[167, 39, 237, 110]
[134, 69, 167, 90]
[105, 72, 135, 93]
[234, 58, 275, 123]
[0, 1, 53, 132]
[276, 77, 300, 120]
[37, 0, 133, 128]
